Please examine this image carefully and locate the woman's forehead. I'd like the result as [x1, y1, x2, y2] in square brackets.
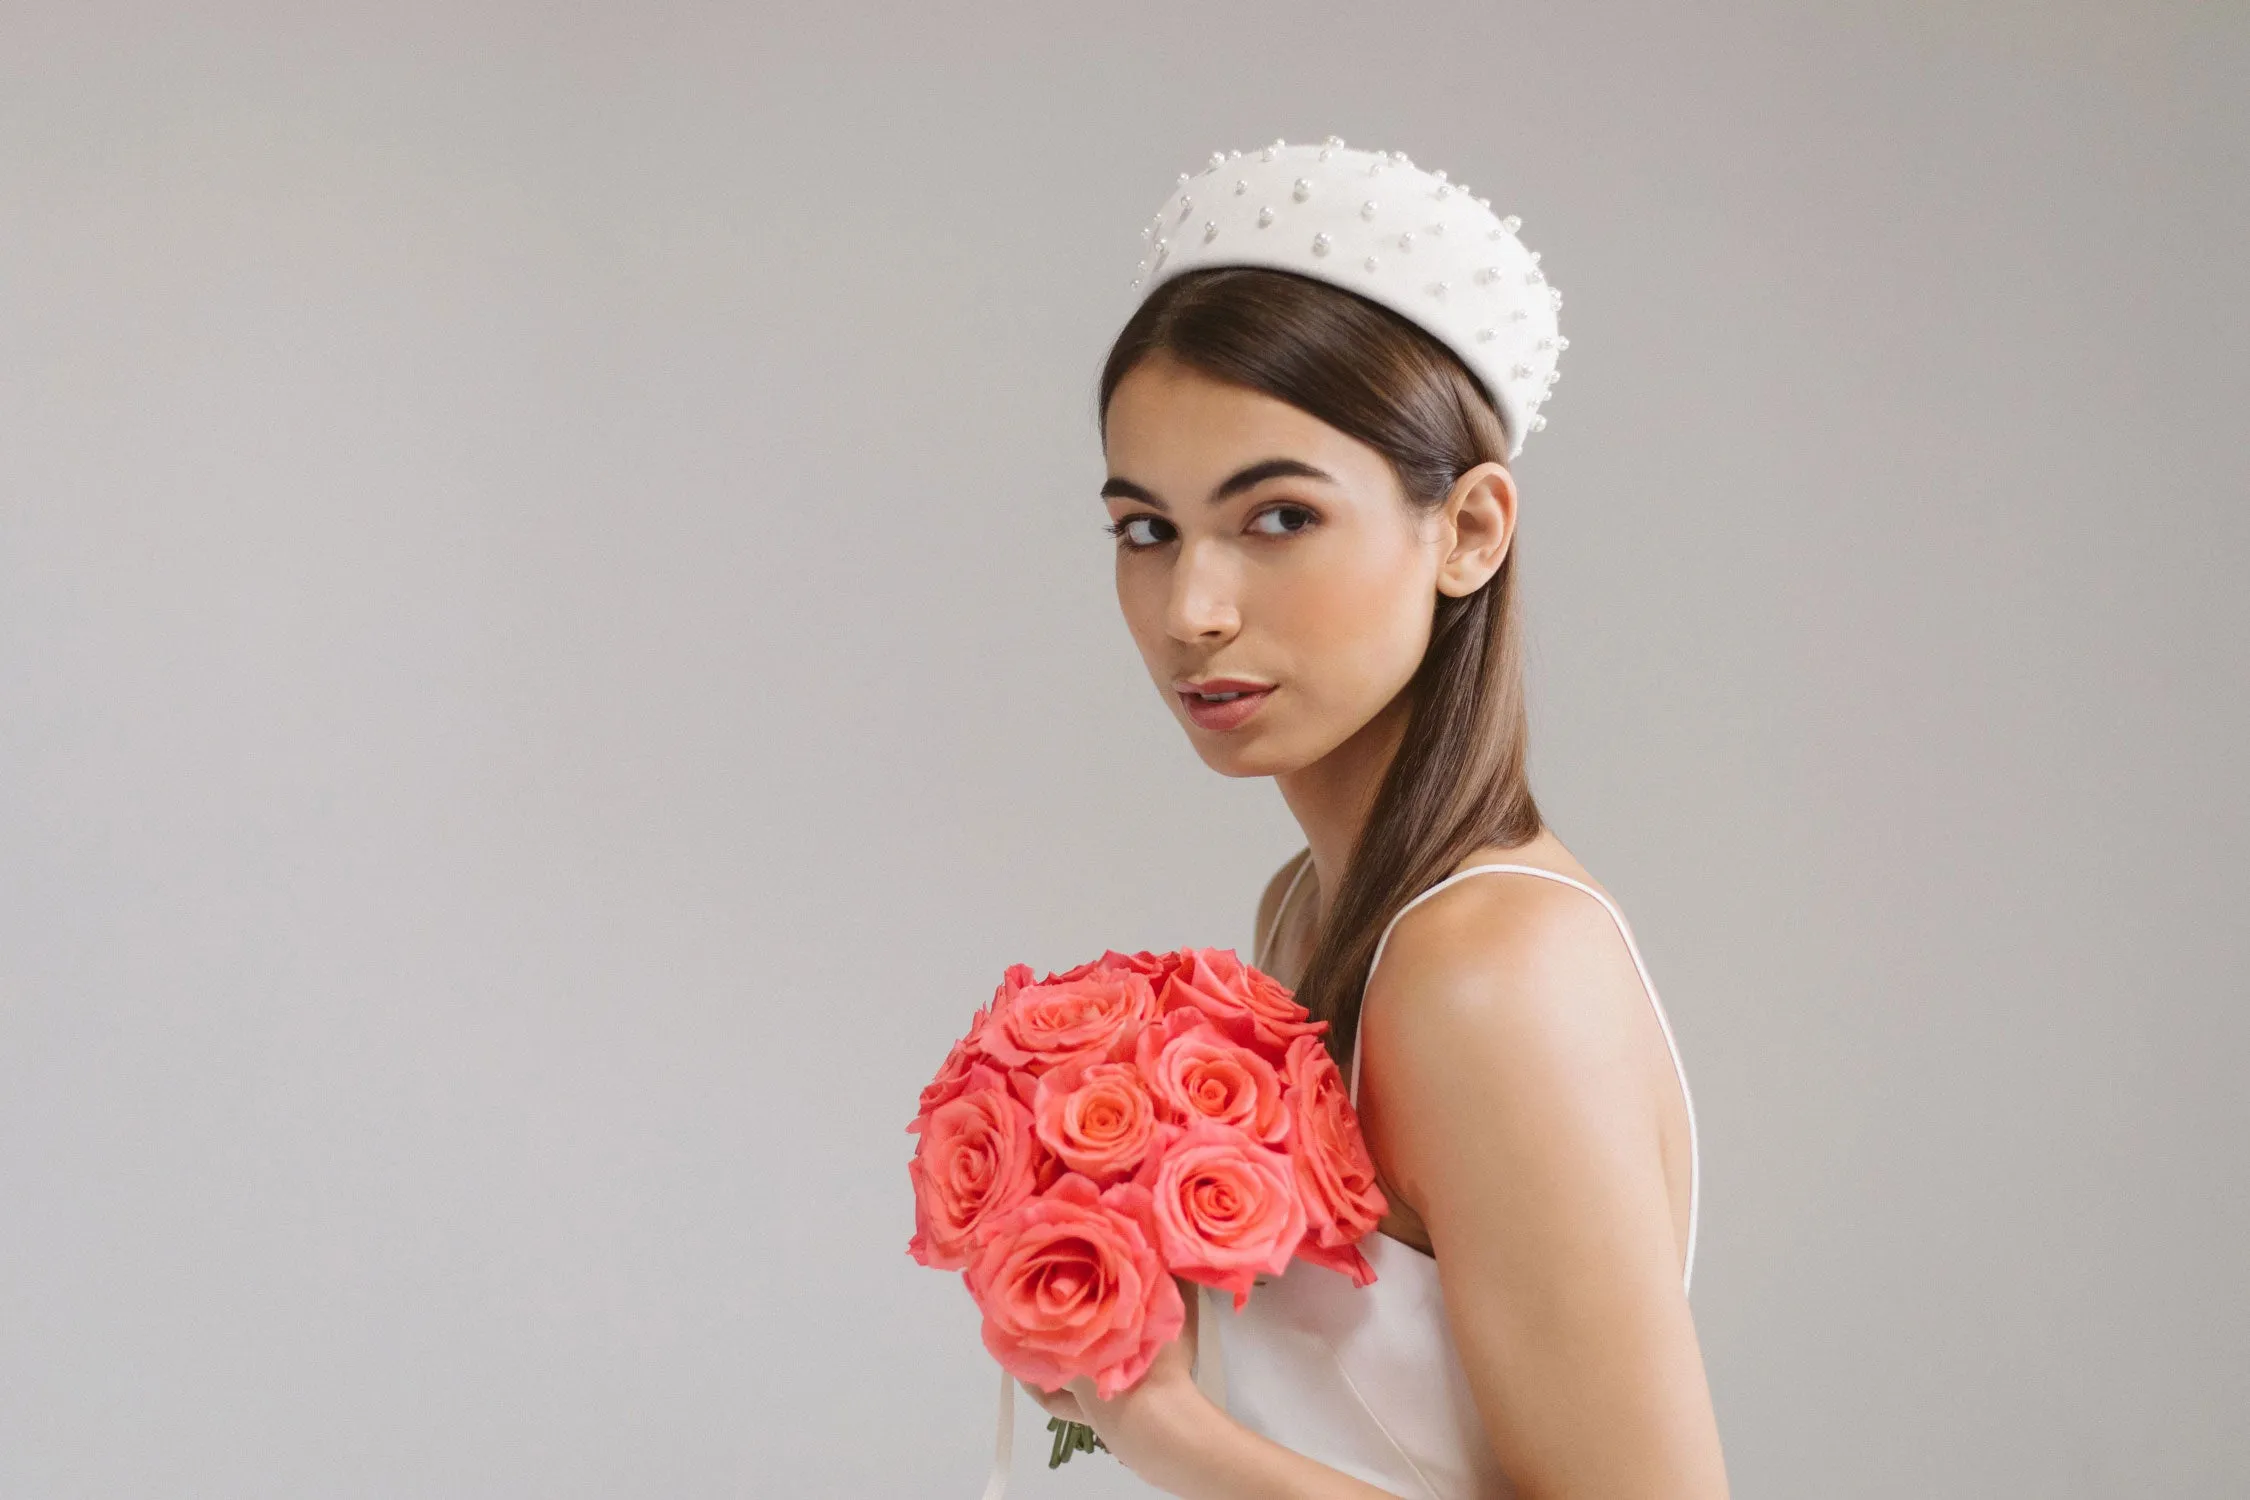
[1102, 358, 1384, 483]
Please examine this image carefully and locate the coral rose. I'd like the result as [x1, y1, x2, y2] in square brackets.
[1159, 948, 1326, 1058]
[906, 1066, 1041, 1271]
[1136, 1007, 1291, 1144]
[965, 1173, 1186, 1400]
[1047, 948, 1186, 992]
[1033, 1059, 1161, 1182]
[913, 1008, 994, 1121]
[977, 968, 1158, 1075]
[1280, 1034, 1388, 1286]
[1138, 1119, 1307, 1310]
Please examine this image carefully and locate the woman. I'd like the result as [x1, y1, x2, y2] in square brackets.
[1009, 141, 1728, 1497]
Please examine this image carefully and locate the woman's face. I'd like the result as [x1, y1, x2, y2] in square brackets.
[1099, 353, 1452, 780]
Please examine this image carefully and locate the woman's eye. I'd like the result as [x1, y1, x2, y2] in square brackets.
[1107, 514, 1174, 548]
[1250, 504, 1316, 537]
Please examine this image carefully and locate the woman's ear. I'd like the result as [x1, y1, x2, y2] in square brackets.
[1435, 461, 1517, 597]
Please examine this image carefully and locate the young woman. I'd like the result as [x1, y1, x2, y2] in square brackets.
[1006, 143, 1729, 1498]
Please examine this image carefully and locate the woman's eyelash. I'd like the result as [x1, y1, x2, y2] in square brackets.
[1255, 503, 1317, 532]
[1105, 515, 1170, 546]
[1104, 504, 1317, 546]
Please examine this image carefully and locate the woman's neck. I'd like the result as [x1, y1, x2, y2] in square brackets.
[1273, 692, 1414, 920]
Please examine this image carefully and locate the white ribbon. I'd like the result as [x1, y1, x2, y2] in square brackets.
[980, 1365, 1012, 1500]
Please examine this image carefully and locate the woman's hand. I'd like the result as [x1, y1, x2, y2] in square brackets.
[1017, 1275, 1216, 1490]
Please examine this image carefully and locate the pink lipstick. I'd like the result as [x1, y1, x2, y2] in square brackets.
[1174, 677, 1277, 732]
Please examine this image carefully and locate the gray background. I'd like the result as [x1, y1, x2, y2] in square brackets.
[3, 2, 2244, 1496]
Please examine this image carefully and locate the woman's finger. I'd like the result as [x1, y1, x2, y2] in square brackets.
[1017, 1377, 1084, 1422]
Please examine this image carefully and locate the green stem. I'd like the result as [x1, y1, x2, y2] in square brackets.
[1044, 1417, 1109, 1468]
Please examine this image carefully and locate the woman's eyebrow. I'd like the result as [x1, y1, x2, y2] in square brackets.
[1099, 458, 1338, 512]
[1213, 458, 1335, 500]
[1099, 475, 1165, 508]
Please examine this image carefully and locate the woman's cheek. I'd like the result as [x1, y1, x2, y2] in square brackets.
[1115, 564, 1174, 674]
[1288, 571, 1427, 714]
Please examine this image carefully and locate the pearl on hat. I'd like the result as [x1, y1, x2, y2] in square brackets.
[1531, 414, 1547, 431]
[1135, 141, 1567, 452]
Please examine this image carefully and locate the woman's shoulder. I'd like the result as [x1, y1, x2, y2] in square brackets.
[1363, 842, 1648, 1061]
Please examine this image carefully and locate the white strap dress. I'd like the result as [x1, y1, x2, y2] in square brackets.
[977, 858, 1700, 1499]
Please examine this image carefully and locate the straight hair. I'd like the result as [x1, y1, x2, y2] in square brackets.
[1098, 265, 1545, 1079]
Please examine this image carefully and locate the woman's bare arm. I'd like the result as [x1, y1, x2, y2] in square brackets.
[1355, 874, 1729, 1499]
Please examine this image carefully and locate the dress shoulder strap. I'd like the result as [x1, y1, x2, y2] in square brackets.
[1353, 863, 1701, 1295]
[1257, 849, 1315, 971]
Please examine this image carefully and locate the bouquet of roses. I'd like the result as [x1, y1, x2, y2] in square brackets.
[905, 946, 1388, 1469]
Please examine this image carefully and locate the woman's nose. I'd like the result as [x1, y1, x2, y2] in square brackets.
[1165, 538, 1241, 644]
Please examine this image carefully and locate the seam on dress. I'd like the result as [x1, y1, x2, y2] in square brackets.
[1323, 1340, 1445, 1500]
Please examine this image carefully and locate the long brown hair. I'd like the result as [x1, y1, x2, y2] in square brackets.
[1098, 266, 1545, 1078]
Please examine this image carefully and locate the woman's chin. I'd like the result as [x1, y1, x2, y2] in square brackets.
[1182, 729, 1309, 780]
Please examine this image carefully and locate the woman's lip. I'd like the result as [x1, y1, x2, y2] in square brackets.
[1177, 683, 1276, 732]
[1173, 676, 1275, 694]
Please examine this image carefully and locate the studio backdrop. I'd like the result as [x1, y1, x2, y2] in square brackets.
[2, 3, 2244, 1496]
